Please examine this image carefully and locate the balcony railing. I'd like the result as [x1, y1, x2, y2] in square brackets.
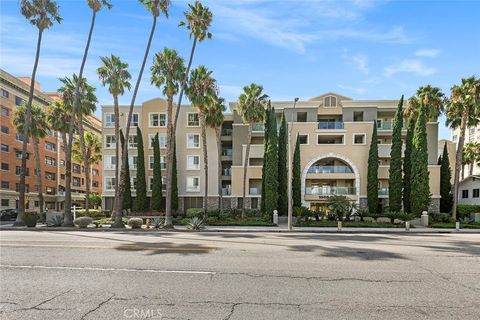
[305, 186, 356, 196]
[378, 187, 389, 195]
[307, 165, 353, 174]
[222, 149, 233, 156]
[222, 168, 232, 176]
[377, 121, 406, 130]
[222, 187, 232, 195]
[252, 123, 265, 132]
[221, 129, 233, 136]
[318, 121, 344, 129]
[249, 187, 261, 195]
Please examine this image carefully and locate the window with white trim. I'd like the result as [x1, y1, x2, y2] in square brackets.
[353, 134, 366, 145]
[129, 156, 138, 169]
[160, 156, 166, 169]
[187, 113, 200, 127]
[105, 135, 116, 149]
[149, 176, 154, 191]
[159, 134, 166, 149]
[324, 96, 337, 107]
[104, 156, 116, 170]
[131, 177, 137, 190]
[45, 141, 56, 151]
[105, 177, 116, 190]
[148, 156, 154, 170]
[45, 156, 55, 166]
[129, 113, 139, 127]
[186, 176, 200, 192]
[187, 134, 200, 148]
[128, 135, 137, 149]
[187, 155, 200, 170]
[149, 113, 167, 127]
[104, 113, 115, 127]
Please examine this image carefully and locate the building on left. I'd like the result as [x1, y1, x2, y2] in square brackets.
[0, 69, 103, 211]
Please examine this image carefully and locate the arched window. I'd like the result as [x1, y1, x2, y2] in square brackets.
[324, 96, 337, 108]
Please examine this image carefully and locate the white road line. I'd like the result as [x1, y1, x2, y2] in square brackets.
[0, 264, 216, 275]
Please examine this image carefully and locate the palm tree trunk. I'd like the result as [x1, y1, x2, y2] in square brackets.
[242, 123, 252, 218]
[165, 95, 174, 227]
[33, 137, 44, 216]
[112, 94, 124, 228]
[77, 114, 90, 212]
[199, 109, 209, 219]
[470, 163, 474, 176]
[452, 111, 468, 220]
[65, 10, 96, 227]
[216, 127, 223, 214]
[165, 37, 197, 221]
[119, 14, 157, 220]
[15, 28, 43, 227]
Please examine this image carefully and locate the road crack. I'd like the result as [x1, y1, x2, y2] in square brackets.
[80, 294, 115, 320]
[0, 289, 72, 314]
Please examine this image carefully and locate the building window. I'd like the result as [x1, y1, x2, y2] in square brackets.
[1, 181, 9, 189]
[60, 174, 65, 180]
[129, 156, 138, 169]
[324, 96, 337, 107]
[1, 144, 9, 152]
[149, 113, 167, 127]
[187, 113, 200, 127]
[251, 198, 259, 209]
[45, 172, 56, 181]
[129, 113, 139, 127]
[187, 134, 200, 148]
[104, 113, 115, 127]
[1, 89, 9, 98]
[15, 96, 24, 106]
[45, 141, 56, 151]
[45, 156, 55, 166]
[469, 127, 476, 140]
[73, 164, 81, 174]
[1, 199, 8, 207]
[16, 184, 29, 193]
[0, 106, 9, 116]
[16, 166, 29, 176]
[452, 135, 458, 142]
[149, 156, 154, 170]
[473, 189, 479, 198]
[187, 155, 200, 170]
[130, 177, 136, 190]
[128, 135, 137, 149]
[296, 112, 307, 122]
[159, 134, 166, 149]
[298, 134, 308, 145]
[105, 135, 116, 148]
[104, 156, 116, 170]
[1, 163, 9, 171]
[353, 111, 364, 122]
[160, 156, 166, 169]
[92, 169, 99, 176]
[73, 177, 81, 187]
[462, 189, 468, 198]
[186, 176, 200, 192]
[92, 180, 99, 188]
[45, 187, 56, 195]
[16, 134, 28, 143]
[15, 151, 29, 159]
[1, 126, 9, 134]
[353, 134, 366, 145]
[60, 159, 65, 166]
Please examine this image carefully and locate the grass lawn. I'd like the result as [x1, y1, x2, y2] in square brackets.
[430, 222, 480, 229]
[294, 220, 406, 228]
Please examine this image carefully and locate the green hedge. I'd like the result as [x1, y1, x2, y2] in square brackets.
[76, 209, 106, 219]
[185, 208, 263, 219]
[457, 205, 480, 215]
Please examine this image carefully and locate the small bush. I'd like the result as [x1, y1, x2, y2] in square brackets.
[74, 216, 93, 228]
[185, 208, 217, 218]
[354, 209, 369, 222]
[430, 213, 453, 223]
[76, 209, 105, 219]
[47, 215, 63, 227]
[24, 213, 38, 228]
[293, 206, 315, 222]
[457, 205, 480, 219]
[187, 217, 205, 231]
[150, 217, 165, 228]
[128, 218, 143, 229]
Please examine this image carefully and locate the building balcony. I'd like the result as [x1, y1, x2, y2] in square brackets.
[249, 187, 261, 195]
[377, 121, 406, 130]
[222, 186, 232, 195]
[222, 149, 233, 156]
[307, 165, 353, 174]
[378, 187, 389, 196]
[305, 186, 356, 196]
[318, 121, 344, 130]
[221, 128, 233, 136]
[252, 123, 265, 132]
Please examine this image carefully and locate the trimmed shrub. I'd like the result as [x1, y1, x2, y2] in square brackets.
[47, 215, 63, 227]
[457, 205, 480, 215]
[430, 213, 453, 224]
[74, 216, 93, 228]
[128, 218, 143, 229]
[24, 213, 38, 228]
[76, 209, 104, 219]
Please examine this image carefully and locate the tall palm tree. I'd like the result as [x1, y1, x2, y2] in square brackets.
[97, 55, 132, 227]
[463, 141, 480, 176]
[97, 56, 131, 224]
[405, 86, 445, 121]
[13, 104, 48, 215]
[119, 0, 170, 219]
[205, 93, 226, 214]
[15, 0, 61, 226]
[73, 132, 102, 209]
[59, 75, 97, 214]
[186, 66, 217, 217]
[65, 0, 111, 227]
[446, 76, 480, 219]
[237, 84, 268, 215]
[150, 48, 185, 227]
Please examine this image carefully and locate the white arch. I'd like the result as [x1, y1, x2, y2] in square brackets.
[301, 152, 361, 207]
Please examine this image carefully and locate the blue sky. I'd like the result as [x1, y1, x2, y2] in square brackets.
[1, 0, 479, 139]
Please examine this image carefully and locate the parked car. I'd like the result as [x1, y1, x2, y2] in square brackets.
[0, 209, 18, 221]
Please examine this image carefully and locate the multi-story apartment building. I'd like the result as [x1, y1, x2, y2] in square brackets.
[451, 123, 480, 177]
[0, 69, 103, 211]
[102, 92, 442, 213]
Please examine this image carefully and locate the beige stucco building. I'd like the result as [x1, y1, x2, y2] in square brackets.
[101, 92, 442, 213]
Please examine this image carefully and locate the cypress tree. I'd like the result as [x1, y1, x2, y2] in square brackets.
[403, 117, 415, 213]
[440, 142, 453, 213]
[437, 155, 442, 165]
[367, 122, 379, 213]
[292, 135, 302, 208]
[411, 103, 430, 215]
[277, 113, 288, 215]
[260, 106, 270, 213]
[264, 106, 278, 217]
[135, 126, 148, 211]
[151, 133, 162, 211]
[389, 95, 404, 212]
[120, 130, 132, 210]
[171, 145, 179, 212]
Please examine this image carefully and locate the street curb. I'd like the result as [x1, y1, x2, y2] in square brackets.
[0, 226, 479, 234]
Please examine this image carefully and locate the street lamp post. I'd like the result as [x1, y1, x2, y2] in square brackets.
[287, 97, 299, 230]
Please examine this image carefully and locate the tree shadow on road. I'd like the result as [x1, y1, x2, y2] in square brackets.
[417, 240, 480, 256]
[114, 241, 215, 255]
[288, 244, 408, 261]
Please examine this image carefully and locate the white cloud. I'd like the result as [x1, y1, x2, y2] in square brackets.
[384, 59, 436, 77]
[352, 54, 369, 74]
[415, 49, 442, 58]
[337, 84, 367, 94]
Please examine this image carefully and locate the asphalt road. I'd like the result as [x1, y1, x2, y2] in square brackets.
[0, 231, 479, 320]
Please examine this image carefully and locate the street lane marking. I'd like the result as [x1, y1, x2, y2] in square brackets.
[0, 265, 216, 275]
[0, 244, 214, 251]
